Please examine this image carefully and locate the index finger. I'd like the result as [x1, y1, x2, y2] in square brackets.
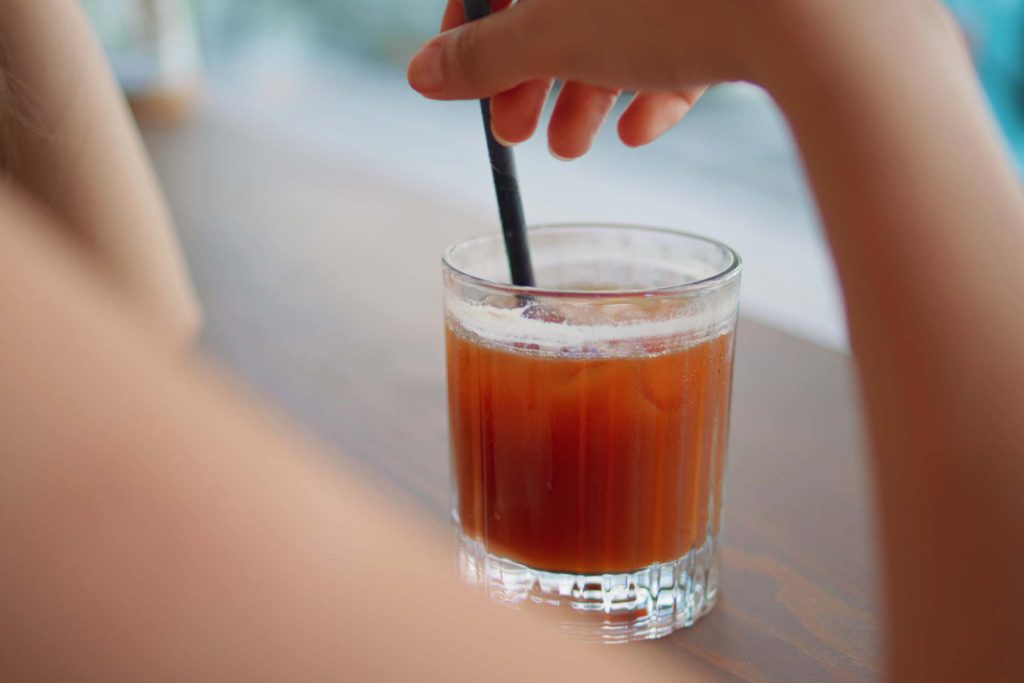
[441, 0, 514, 32]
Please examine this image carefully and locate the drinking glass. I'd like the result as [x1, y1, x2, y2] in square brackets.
[443, 224, 741, 642]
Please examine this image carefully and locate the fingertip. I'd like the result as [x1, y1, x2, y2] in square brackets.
[617, 114, 655, 148]
[548, 141, 576, 162]
[407, 43, 445, 95]
[548, 119, 588, 160]
[490, 79, 552, 146]
[618, 90, 702, 148]
[422, 2, 551, 102]
[492, 126, 519, 148]
[617, 112, 638, 147]
[546, 82, 619, 161]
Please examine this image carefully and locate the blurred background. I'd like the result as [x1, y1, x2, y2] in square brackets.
[82, 0, 1024, 356]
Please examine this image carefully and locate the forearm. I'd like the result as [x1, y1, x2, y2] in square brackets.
[0, 0, 200, 346]
[764, 4, 1024, 679]
[0, 188, 690, 682]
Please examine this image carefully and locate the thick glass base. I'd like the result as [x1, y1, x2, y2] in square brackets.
[458, 532, 720, 643]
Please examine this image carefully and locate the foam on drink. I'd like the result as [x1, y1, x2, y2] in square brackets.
[447, 296, 735, 354]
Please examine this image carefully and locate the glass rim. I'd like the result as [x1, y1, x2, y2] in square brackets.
[442, 223, 742, 298]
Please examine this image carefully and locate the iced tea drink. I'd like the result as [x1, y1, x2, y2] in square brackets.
[443, 225, 741, 641]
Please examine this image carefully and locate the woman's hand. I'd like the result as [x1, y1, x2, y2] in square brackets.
[412, 2, 1024, 680]
[408, 0, 772, 159]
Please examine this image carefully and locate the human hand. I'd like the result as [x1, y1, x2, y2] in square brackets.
[408, 0, 771, 159]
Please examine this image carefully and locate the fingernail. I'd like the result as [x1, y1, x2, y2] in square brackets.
[408, 45, 444, 93]
[549, 143, 574, 162]
[492, 128, 519, 148]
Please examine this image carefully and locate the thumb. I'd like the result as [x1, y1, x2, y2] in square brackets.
[408, 2, 550, 100]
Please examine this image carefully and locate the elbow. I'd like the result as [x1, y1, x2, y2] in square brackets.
[163, 292, 204, 352]
[142, 284, 204, 352]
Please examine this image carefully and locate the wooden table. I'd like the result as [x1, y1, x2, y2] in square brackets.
[144, 110, 881, 682]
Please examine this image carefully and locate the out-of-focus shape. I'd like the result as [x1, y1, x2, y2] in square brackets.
[83, 0, 204, 125]
[946, 0, 1024, 168]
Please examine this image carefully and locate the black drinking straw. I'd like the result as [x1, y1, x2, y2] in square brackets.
[462, 0, 536, 288]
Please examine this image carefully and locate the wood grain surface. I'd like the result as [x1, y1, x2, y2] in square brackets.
[144, 109, 882, 682]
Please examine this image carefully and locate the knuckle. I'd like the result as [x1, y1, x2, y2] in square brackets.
[448, 24, 484, 86]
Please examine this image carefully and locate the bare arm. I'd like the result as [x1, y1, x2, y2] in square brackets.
[0, 184, 692, 681]
[0, 0, 200, 345]
[409, 0, 1024, 677]
[768, 5, 1024, 679]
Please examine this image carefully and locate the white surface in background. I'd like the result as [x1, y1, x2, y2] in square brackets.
[208, 50, 849, 352]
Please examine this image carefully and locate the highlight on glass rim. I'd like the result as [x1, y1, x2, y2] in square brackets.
[2, 0, 1023, 680]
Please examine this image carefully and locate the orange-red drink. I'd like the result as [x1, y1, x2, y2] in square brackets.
[447, 328, 734, 575]
[443, 225, 741, 642]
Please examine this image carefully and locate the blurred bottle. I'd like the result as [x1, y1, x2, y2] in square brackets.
[83, 0, 204, 125]
[946, 0, 1024, 169]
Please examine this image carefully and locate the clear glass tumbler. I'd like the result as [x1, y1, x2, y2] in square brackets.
[443, 224, 741, 642]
